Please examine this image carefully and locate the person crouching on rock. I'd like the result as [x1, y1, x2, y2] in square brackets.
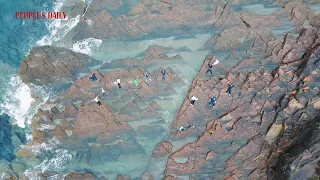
[190, 95, 198, 106]
[226, 82, 235, 96]
[93, 95, 102, 107]
[209, 96, 217, 108]
[88, 73, 100, 82]
[179, 125, 195, 132]
[114, 78, 121, 88]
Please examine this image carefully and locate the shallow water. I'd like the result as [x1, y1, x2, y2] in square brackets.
[242, 4, 280, 15]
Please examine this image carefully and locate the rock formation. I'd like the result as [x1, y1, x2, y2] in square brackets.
[18, 46, 100, 86]
[160, 21, 320, 180]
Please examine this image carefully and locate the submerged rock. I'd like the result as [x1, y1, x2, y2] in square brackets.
[152, 141, 173, 157]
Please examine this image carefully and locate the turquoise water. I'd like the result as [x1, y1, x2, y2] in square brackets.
[0, 0, 53, 66]
[0, 0, 53, 171]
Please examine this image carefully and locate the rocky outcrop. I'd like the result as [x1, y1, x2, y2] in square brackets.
[162, 25, 320, 179]
[20, 49, 186, 178]
[18, 46, 100, 86]
[274, 1, 315, 29]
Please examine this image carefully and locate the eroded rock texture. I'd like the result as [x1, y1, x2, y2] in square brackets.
[18, 46, 100, 86]
[160, 18, 320, 180]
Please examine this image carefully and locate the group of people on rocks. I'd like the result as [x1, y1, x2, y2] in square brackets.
[189, 82, 234, 108]
[180, 59, 235, 133]
[88, 69, 169, 107]
[190, 59, 235, 107]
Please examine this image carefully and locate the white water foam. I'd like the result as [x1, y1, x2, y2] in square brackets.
[0, 76, 52, 128]
[36, 0, 81, 46]
[0, 77, 33, 128]
[24, 139, 72, 180]
[71, 38, 103, 56]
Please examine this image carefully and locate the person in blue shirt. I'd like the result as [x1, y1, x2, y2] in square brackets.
[226, 83, 235, 96]
[161, 70, 167, 81]
[88, 73, 100, 82]
[206, 64, 213, 74]
[209, 96, 217, 108]
[205, 59, 219, 75]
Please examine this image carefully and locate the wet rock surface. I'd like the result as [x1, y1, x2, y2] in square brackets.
[17, 44, 189, 178]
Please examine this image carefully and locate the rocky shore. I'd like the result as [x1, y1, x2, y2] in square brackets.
[3, 0, 320, 179]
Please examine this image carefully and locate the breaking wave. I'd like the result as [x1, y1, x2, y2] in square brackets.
[0, 76, 52, 128]
[71, 38, 103, 56]
[36, 0, 81, 46]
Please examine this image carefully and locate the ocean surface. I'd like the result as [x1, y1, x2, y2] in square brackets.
[0, 0, 59, 177]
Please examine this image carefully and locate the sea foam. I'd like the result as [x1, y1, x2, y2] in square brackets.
[0, 76, 52, 128]
[71, 38, 103, 56]
[0, 77, 33, 128]
[36, 0, 80, 46]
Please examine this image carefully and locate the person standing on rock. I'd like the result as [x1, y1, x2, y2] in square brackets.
[161, 69, 167, 81]
[114, 78, 121, 88]
[205, 59, 219, 75]
[209, 96, 217, 108]
[226, 82, 235, 96]
[88, 73, 100, 82]
[93, 95, 102, 107]
[101, 87, 106, 96]
[132, 77, 140, 88]
[190, 96, 198, 106]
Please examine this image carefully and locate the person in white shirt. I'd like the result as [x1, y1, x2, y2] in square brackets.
[101, 88, 106, 96]
[93, 96, 102, 107]
[190, 96, 198, 106]
[114, 78, 121, 88]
